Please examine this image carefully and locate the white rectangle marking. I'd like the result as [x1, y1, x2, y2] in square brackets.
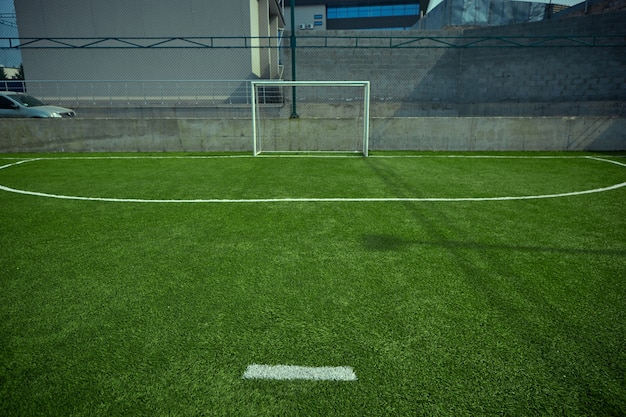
[242, 364, 357, 381]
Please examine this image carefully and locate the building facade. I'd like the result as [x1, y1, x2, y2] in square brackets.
[420, 0, 582, 29]
[285, 0, 423, 30]
[15, 0, 285, 83]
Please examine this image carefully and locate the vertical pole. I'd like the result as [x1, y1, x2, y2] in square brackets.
[251, 82, 258, 155]
[363, 82, 370, 157]
[290, 0, 299, 118]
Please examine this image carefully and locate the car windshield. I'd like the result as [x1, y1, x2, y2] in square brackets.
[12, 94, 45, 107]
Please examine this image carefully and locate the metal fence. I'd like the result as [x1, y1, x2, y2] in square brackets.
[3, 29, 625, 117]
[2, 0, 625, 119]
[14, 80, 254, 108]
[6, 33, 624, 107]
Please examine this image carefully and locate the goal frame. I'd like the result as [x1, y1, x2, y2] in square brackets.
[251, 80, 370, 157]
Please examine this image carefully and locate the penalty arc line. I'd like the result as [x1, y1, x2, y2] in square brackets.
[0, 156, 624, 203]
[0, 182, 624, 203]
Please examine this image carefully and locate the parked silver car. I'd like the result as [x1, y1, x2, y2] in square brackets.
[0, 91, 75, 118]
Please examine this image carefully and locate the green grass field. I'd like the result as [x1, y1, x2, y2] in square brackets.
[1, 152, 625, 416]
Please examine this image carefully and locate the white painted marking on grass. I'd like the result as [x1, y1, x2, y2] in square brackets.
[0, 155, 624, 203]
[1, 181, 625, 203]
[0, 158, 42, 171]
[242, 364, 357, 381]
[586, 155, 626, 168]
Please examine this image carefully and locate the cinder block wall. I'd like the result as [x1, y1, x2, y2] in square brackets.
[284, 11, 626, 116]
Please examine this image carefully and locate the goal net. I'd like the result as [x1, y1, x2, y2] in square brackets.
[251, 80, 370, 156]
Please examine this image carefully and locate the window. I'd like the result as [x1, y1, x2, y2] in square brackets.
[327, 3, 420, 20]
[0, 96, 15, 109]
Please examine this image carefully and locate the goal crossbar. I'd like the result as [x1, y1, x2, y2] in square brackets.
[251, 80, 370, 156]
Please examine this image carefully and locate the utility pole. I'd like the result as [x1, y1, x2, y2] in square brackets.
[289, 0, 299, 118]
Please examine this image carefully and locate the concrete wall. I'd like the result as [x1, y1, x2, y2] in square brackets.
[0, 119, 250, 153]
[285, 11, 626, 116]
[1, 117, 623, 153]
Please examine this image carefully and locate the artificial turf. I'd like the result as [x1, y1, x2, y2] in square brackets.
[1, 152, 624, 416]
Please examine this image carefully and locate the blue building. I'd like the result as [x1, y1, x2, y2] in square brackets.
[286, 0, 424, 30]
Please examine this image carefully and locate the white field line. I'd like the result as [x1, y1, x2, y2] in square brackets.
[0, 155, 624, 203]
[586, 155, 626, 168]
[0, 158, 42, 170]
[242, 364, 357, 381]
[1, 154, 615, 161]
[1, 154, 625, 160]
[0, 182, 625, 203]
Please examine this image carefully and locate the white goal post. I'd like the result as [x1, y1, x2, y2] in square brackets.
[251, 80, 370, 156]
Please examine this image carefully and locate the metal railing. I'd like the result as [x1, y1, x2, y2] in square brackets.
[12, 80, 255, 108]
[293, 34, 626, 48]
[0, 80, 25, 92]
[3, 34, 625, 49]
[2, 37, 286, 49]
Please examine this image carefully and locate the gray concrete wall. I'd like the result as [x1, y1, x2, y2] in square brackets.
[374, 116, 625, 151]
[0, 119, 250, 153]
[1, 117, 623, 153]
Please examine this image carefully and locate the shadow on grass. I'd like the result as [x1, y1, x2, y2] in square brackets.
[361, 157, 626, 413]
[362, 233, 626, 257]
